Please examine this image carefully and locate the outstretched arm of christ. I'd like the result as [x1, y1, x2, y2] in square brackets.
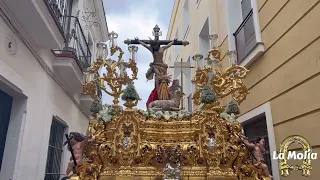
[135, 37, 151, 51]
[162, 38, 177, 50]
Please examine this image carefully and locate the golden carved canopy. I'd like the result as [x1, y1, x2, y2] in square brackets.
[70, 33, 271, 180]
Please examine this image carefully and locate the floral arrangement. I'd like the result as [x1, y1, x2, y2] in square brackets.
[97, 104, 119, 122]
[121, 82, 140, 101]
[142, 109, 192, 120]
[200, 84, 216, 104]
[90, 99, 103, 113]
[220, 100, 240, 123]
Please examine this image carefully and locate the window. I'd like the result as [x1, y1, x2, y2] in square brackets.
[175, 29, 180, 61]
[187, 93, 193, 112]
[183, 0, 190, 40]
[87, 33, 94, 65]
[0, 90, 13, 171]
[196, 0, 201, 8]
[234, 0, 256, 63]
[45, 118, 67, 180]
[199, 18, 210, 68]
[242, 114, 272, 175]
[226, 0, 264, 67]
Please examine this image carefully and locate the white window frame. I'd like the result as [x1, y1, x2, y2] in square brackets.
[183, 25, 190, 40]
[237, 102, 280, 180]
[196, 0, 201, 9]
[175, 28, 180, 61]
[226, 0, 265, 68]
[0, 75, 27, 180]
[183, 0, 190, 40]
[44, 116, 68, 180]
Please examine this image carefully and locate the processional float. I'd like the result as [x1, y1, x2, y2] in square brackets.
[65, 26, 272, 180]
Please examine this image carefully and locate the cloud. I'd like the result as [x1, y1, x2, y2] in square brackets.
[102, 0, 174, 109]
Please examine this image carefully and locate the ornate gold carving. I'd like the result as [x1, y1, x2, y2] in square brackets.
[84, 43, 138, 106]
[76, 35, 268, 180]
[192, 48, 250, 105]
[192, 67, 211, 105]
[72, 108, 269, 180]
[279, 135, 312, 177]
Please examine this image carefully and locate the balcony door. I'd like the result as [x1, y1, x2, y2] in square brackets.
[0, 90, 13, 171]
[234, 0, 257, 62]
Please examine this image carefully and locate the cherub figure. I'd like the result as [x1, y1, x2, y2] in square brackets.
[243, 137, 273, 179]
[64, 132, 87, 176]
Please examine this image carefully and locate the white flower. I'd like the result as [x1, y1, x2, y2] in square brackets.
[97, 104, 115, 122]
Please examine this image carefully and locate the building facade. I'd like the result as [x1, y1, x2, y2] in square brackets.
[164, 0, 320, 179]
[0, 0, 108, 179]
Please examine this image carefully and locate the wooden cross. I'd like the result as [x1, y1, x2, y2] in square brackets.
[124, 25, 189, 46]
[169, 58, 194, 110]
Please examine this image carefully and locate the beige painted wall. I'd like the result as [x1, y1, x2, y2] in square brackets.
[165, 0, 229, 108]
[165, 0, 320, 179]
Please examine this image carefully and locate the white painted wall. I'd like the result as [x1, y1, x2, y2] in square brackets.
[0, 17, 89, 180]
[0, 0, 108, 179]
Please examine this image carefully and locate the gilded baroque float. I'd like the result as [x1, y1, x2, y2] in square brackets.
[66, 30, 271, 180]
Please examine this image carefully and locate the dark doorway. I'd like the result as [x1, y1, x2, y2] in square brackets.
[242, 113, 273, 175]
[0, 89, 13, 171]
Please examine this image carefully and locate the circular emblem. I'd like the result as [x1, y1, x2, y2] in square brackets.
[5, 35, 17, 55]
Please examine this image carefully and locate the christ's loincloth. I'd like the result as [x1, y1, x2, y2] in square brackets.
[146, 62, 168, 81]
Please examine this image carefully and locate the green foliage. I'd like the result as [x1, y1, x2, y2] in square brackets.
[121, 83, 140, 101]
[225, 100, 240, 115]
[90, 99, 103, 113]
[200, 84, 216, 104]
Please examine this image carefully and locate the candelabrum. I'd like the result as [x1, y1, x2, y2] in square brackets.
[83, 31, 138, 106]
[192, 34, 250, 107]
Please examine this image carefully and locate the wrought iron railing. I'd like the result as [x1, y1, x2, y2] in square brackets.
[44, 0, 70, 35]
[62, 16, 92, 71]
[233, 9, 256, 64]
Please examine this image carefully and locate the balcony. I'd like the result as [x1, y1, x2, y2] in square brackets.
[1, 0, 67, 48]
[44, 0, 69, 35]
[233, 9, 264, 67]
[52, 16, 92, 94]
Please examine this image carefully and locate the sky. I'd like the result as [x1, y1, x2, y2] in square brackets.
[102, 0, 174, 110]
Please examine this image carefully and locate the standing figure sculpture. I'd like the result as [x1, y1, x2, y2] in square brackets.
[124, 25, 189, 108]
[243, 137, 273, 179]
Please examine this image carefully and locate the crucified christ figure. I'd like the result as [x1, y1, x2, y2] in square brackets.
[125, 25, 189, 107]
[135, 37, 177, 83]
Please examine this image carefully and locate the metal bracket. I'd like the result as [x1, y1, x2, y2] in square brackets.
[82, 12, 100, 30]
